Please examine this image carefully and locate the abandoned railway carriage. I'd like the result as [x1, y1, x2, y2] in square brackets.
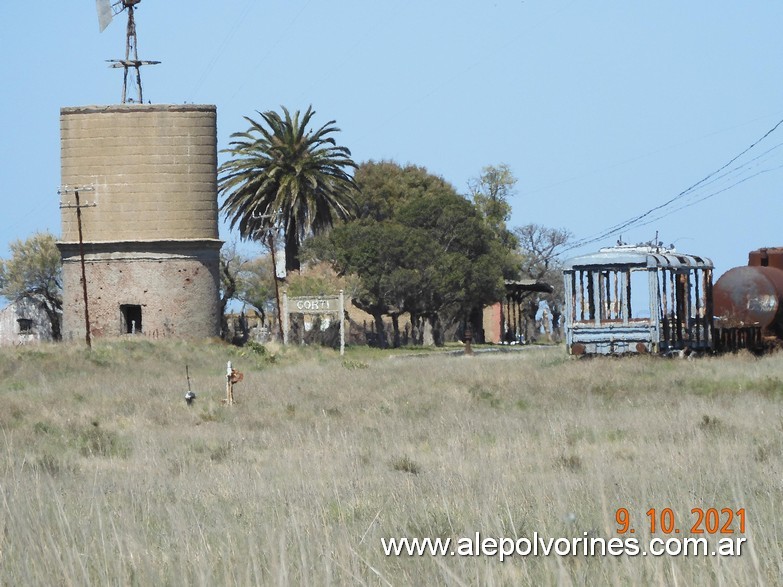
[562, 245, 714, 356]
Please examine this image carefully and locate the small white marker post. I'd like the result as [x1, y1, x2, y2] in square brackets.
[226, 361, 234, 405]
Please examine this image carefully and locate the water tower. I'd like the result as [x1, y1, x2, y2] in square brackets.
[57, 2, 222, 340]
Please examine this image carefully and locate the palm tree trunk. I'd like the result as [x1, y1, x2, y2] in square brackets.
[285, 226, 301, 274]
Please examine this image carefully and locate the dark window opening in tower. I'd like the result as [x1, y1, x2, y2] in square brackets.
[121, 304, 143, 334]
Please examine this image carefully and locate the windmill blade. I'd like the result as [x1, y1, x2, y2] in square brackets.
[96, 0, 114, 32]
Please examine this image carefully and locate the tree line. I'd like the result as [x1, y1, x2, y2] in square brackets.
[0, 106, 570, 346]
[218, 106, 571, 347]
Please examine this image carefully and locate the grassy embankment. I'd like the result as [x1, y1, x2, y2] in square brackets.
[0, 339, 781, 585]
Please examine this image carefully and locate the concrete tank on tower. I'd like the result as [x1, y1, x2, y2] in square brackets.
[58, 104, 222, 340]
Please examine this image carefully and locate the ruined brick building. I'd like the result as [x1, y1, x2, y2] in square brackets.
[57, 104, 222, 340]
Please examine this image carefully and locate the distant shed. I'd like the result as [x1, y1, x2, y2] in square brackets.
[482, 279, 554, 344]
[0, 297, 54, 346]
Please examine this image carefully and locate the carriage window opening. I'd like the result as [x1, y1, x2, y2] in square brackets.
[629, 269, 651, 319]
[595, 270, 625, 321]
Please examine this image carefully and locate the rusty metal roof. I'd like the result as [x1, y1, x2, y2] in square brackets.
[504, 279, 554, 294]
[563, 245, 713, 270]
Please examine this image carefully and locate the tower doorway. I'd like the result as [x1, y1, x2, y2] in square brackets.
[120, 304, 143, 334]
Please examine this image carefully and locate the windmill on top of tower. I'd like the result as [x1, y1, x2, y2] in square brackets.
[96, 0, 160, 104]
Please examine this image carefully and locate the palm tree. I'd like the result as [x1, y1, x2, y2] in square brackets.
[219, 106, 358, 274]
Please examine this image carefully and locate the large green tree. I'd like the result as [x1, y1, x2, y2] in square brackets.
[351, 160, 458, 221]
[315, 219, 439, 347]
[395, 190, 510, 344]
[219, 106, 359, 274]
[0, 232, 63, 340]
[310, 162, 510, 346]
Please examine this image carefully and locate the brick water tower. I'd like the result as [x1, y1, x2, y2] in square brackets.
[58, 104, 222, 340]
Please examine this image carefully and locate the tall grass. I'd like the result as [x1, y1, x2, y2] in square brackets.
[0, 339, 781, 585]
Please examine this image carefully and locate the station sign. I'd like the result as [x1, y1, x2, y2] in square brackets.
[290, 296, 339, 314]
[282, 291, 346, 355]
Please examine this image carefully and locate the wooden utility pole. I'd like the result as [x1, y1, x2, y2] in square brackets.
[267, 231, 285, 340]
[252, 212, 285, 341]
[59, 185, 97, 349]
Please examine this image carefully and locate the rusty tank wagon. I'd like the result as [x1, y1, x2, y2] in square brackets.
[713, 247, 783, 352]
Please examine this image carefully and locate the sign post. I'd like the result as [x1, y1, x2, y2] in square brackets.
[282, 290, 289, 346]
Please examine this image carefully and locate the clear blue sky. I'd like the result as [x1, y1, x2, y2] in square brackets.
[1, 1, 782, 277]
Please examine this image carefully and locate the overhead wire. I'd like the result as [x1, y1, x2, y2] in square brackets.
[225, 0, 316, 106]
[632, 162, 783, 232]
[291, 3, 401, 108]
[184, 2, 781, 257]
[573, 139, 783, 247]
[562, 116, 783, 253]
[679, 140, 783, 196]
[0, 199, 51, 236]
[518, 111, 783, 198]
[188, 0, 256, 100]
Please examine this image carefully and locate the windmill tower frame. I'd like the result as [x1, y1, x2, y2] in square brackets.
[98, 0, 160, 103]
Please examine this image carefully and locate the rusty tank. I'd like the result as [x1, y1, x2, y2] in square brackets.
[713, 265, 783, 338]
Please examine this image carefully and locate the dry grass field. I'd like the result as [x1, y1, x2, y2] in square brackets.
[0, 339, 781, 586]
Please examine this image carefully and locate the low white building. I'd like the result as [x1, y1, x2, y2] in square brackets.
[0, 297, 54, 346]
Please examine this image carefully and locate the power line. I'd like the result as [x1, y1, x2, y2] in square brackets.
[635, 162, 783, 230]
[188, 0, 255, 100]
[563, 116, 783, 253]
[518, 111, 783, 198]
[225, 0, 315, 107]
